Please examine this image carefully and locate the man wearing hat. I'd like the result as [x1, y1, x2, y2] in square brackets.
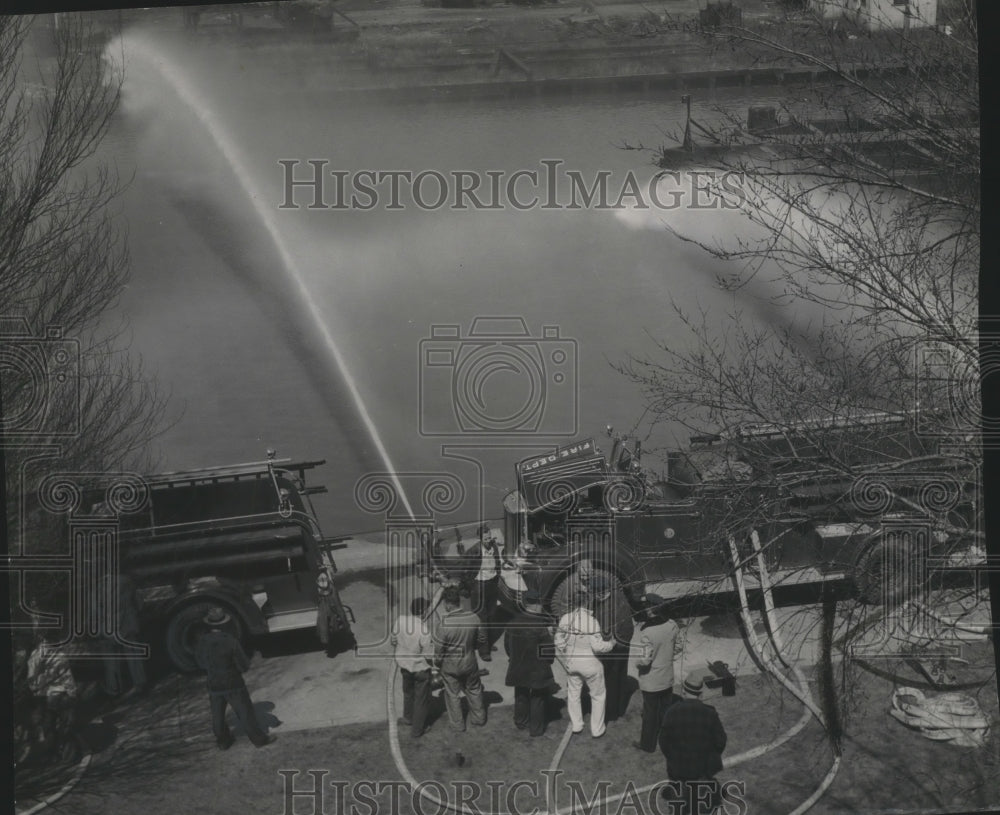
[194, 607, 275, 749]
[633, 594, 682, 752]
[503, 589, 556, 737]
[659, 671, 727, 813]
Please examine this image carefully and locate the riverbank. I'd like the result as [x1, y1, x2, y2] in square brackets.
[106, 0, 950, 98]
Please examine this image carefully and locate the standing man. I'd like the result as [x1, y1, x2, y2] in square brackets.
[504, 589, 556, 737]
[27, 631, 78, 757]
[433, 586, 487, 731]
[391, 597, 433, 738]
[84, 523, 147, 697]
[633, 595, 682, 752]
[469, 525, 504, 661]
[564, 559, 594, 615]
[316, 571, 344, 658]
[593, 575, 634, 723]
[194, 607, 275, 750]
[105, 571, 148, 696]
[659, 673, 727, 814]
[555, 597, 615, 737]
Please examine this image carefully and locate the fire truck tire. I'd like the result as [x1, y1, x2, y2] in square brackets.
[548, 564, 619, 619]
[852, 533, 926, 606]
[165, 600, 245, 673]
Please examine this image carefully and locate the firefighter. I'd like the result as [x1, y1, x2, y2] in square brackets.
[555, 594, 614, 737]
[102, 571, 148, 696]
[194, 607, 276, 749]
[316, 571, 342, 657]
[433, 586, 488, 731]
[391, 597, 433, 738]
[468, 525, 504, 661]
[504, 589, 556, 737]
[26, 631, 79, 761]
[659, 673, 728, 813]
[633, 595, 682, 752]
[593, 574, 634, 723]
[565, 558, 595, 612]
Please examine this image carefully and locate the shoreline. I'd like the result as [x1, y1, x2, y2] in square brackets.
[83, 0, 937, 103]
[292, 60, 911, 103]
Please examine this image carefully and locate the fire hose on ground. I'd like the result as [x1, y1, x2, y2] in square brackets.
[730, 531, 842, 815]
[385, 528, 842, 815]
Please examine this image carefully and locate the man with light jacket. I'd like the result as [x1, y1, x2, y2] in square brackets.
[633, 594, 682, 752]
[391, 597, 433, 738]
[555, 598, 615, 737]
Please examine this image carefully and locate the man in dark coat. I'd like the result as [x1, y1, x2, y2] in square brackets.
[659, 673, 727, 813]
[433, 586, 487, 731]
[504, 590, 555, 737]
[194, 607, 275, 749]
[316, 571, 344, 657]
[593, 575, 634, 723]
[103, 572, 148, 696]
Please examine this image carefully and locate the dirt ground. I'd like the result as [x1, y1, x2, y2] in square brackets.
[23, 639, 999, 815]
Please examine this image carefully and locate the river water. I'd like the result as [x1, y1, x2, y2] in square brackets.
[98, 24, 800, 535]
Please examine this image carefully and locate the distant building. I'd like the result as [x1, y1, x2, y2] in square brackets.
[810, 0, 938, 29]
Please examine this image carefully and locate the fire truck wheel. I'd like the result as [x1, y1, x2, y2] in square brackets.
[165, 601, 244, 673]
[852, 532, 926, 606]
[548, 564, 620, 619]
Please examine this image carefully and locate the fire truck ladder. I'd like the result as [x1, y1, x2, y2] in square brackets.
[727, 529, 842, 815]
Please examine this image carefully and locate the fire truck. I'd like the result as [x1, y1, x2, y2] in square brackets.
[483, 418, 979, 617]
[116, 454, 354, 671]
